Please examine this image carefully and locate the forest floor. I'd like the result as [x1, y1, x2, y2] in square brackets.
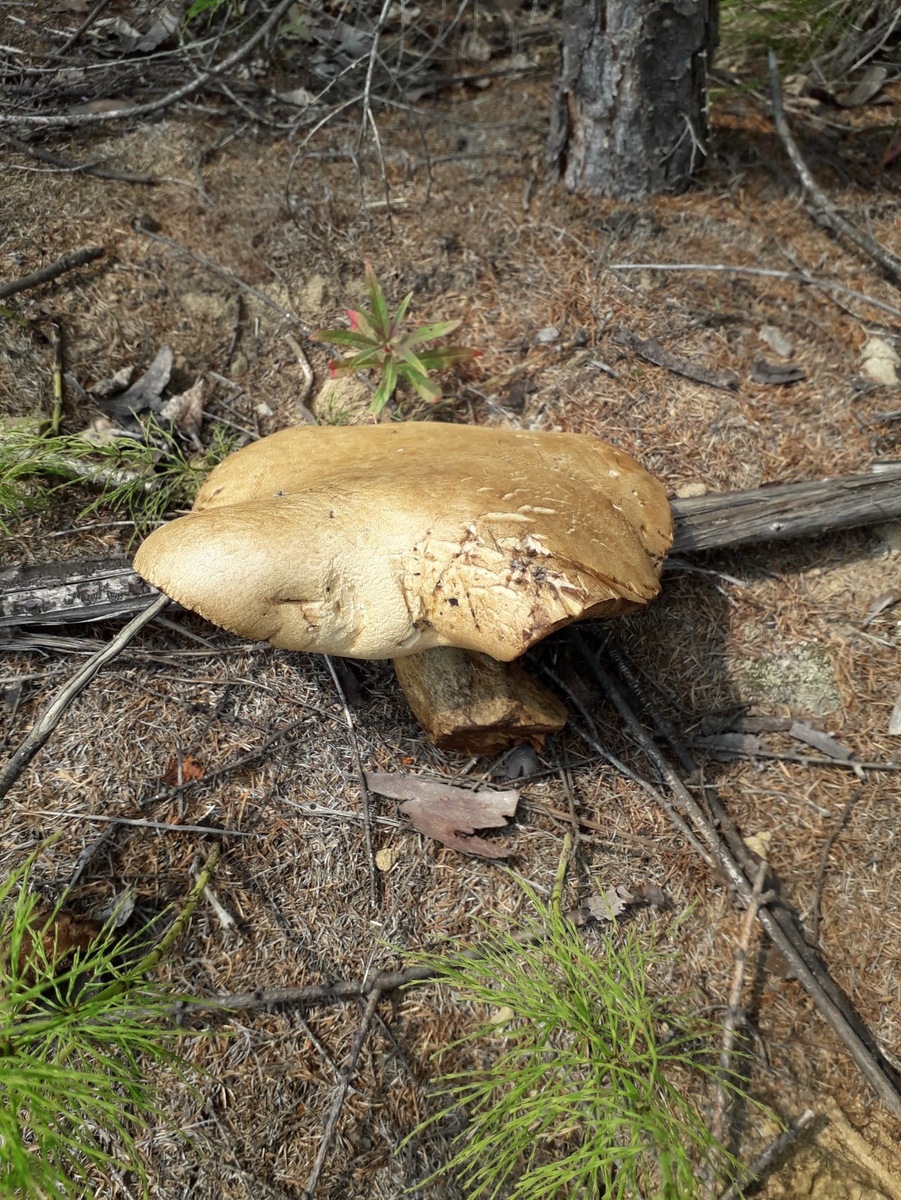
[1, 5, 901, 1198]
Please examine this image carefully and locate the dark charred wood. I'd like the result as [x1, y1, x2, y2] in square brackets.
[0, 558, 159, 628]
[1, 468, 900, 630]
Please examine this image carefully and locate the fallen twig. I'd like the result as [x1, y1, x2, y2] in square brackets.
[616, 328, 739, 391]
[32, 810, 257, 837]
[670, 467, 901, 555]
[717, 1109, 817, 1200]
[810, 791, 861, 945]
[768, 49, 901, 289]
[691, 744, 901, 772]
[572, 635, 901, 1119]
[0, 245, 104, 301]
[325, 655, 379, 910]
[65, 715, 318, 888]
[284, 333, 315, 418]
[0, 0, 300, 129]
[357, 0, 394, 220]
[45, 0, 111, 60]
[712, 860, 769, 1151]
[301, 987, 383, 1200]
[0, 592, 169, 803]
[536, 662, 720, 871]
[136, 220, 309, 331]
[608, 262, 901, 322]
[4, 136, 162, 185]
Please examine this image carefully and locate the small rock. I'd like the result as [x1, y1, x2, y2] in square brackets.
[758, 325, 794, 358]
[674, 481, 708, 499]
[311, 376, 373, 424]
[861, 336, 900, 386]
[534, 326, 560, 345]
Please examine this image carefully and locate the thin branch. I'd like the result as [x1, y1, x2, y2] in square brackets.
[177, 931, 547, 1018]
[31, 809, 257, 837]
[284, 333, 315, 418]
[0, 245, 104, 301]
[690, 745, 901, 773]
[810, 790, 861, 944]
[712, 860, 769, 1152]
[301, 987, 383, 1200]
[0, 0, 301, 129]
[0, 592, 169, 803]
[573, 636, 901, 1119]
[4, 136, 163, 185]
[717, 1109, 816, 1200]
[608, 262, 901, 322]
[357, 0, 394, 220]
[65, 715, 318, 888]
[536, 662, 720, 872]
[45, 0, 111, 60]
[767, 48, 901, 289]
[324, 656, 379, 910]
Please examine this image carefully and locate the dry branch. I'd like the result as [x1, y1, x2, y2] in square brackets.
[670, 467, 901, 554]
[609, 262, 901, 322]
[5, 137, 162, 185]
[768, 50, 901, 289]
[0, 593, 169, 803]
[574, 640, 901, 1119]
[0, 245, 105, 301]
[0, 0, 300, 130]
[3, 467, 900, 631]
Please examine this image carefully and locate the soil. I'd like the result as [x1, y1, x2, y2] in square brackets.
[1, 4, 900, 1198]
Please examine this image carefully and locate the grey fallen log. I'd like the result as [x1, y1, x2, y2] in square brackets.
[1, 467, 900, 630]
[670, 466, 901, 554]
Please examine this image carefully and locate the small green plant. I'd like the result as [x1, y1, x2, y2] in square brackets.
[184, 0, 239, 22]
[316, 262, 480, 415]
[719, 0, 877, 73]
[0, 418, 233, 534]
[406, 883, 748, 1200]
[0, 844, 217, 1199]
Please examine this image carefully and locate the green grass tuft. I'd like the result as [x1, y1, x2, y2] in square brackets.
[0, 419, 234, 534]
[0, 845, 216, 1199]
[406, 883, 754, 1200]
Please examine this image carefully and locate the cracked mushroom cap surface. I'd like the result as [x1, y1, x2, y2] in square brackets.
[133, 423, 672, 661]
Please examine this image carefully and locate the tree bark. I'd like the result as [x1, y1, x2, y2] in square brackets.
[548, 0, 718, 198]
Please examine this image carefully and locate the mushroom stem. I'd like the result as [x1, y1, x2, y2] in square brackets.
[393, 647, 568, 756]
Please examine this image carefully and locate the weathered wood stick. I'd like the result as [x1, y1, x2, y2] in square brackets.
[2, 467, 900, 629]
[670, 466, 901, 554]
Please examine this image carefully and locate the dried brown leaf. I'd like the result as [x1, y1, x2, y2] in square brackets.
[579, 885, 635, 923]
[160, 378, 204, 448]
[97, 346, 173, 418]
[366, 771, 518, 858]
[788, 721, 853, 761]
[162, 754, 205, 787]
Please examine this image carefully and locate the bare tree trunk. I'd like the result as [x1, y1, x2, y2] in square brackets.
[548, 0, 718, 198]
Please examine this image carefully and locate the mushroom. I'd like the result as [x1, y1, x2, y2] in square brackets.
[133, 423, 672, 753]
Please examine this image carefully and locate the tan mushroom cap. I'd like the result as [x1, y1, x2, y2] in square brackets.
[133, 423, 672, 661]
